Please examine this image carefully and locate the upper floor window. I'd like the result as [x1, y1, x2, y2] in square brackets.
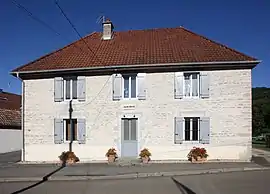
[54, 76, 86, 102]
[64, 77, 78, 100]
[123, 74, 137, 99]
[174, 72, 209, 99]
[184, 73, 199, 97]
[112, 73, 146, 101]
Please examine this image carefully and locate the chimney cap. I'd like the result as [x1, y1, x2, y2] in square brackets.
[102, 18, 112, 24]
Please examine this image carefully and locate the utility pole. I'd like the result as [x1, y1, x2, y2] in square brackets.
[69, 100, 73, 152]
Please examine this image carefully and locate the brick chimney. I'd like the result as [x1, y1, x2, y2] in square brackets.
[102, 19, 114, 40]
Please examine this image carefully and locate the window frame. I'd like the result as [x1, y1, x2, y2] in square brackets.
[122, 74, 138, 100]
[183, 117, 200, 142]
[183, 72, 200, 98]
[63, 77, 78, 101]
[63, 118, 78, 142]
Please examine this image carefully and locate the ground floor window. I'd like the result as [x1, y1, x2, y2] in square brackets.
[184, 117, 199, 141]
[64, 119, 77, 141]
[174, 116, 210, 144]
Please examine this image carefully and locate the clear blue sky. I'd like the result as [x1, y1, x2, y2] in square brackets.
[0, 0, 269, 95]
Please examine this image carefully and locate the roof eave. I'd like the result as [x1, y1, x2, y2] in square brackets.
[10, 60, 261, 78]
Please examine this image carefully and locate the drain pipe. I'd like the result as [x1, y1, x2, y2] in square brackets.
[16, 72, 25, 162]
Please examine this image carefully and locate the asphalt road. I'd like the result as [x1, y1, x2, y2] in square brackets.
[0, 170, 269, 194]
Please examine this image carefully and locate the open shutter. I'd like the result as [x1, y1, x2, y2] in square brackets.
[137, 73, 146, 100]
[112, 74, 122, 100]
[174, 73, 184, 99]
[174, 117, 184, 144]
[54, 119, 64, 144]
[200, 72, 210, 98]
[77, 119, 86, 144]
[77, 76, 86, 101]
[54, 77, 63, 102]
[199, 117, 210, 144]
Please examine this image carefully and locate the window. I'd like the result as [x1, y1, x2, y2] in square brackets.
[184, 73, 199, 97]
[123, 74, 137, 99]
[64, 77, 77, 100]
[184, 117, 199, 141]
[64, 119, 77, 141]
[122, 118, 137, 141]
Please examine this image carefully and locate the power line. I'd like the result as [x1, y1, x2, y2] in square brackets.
[54, 0, 111, 106]
[54, 0, 103, 64]
[10, 0, 84, 52]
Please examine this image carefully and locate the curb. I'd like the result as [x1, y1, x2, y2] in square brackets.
[0, 167, 270, 183]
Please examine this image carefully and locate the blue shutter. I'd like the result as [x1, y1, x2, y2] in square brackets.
[77, 76, 86, 101]
[54, 119, 64, 144]
[200, 72, 210, 98]
[199, 117, 210, 144]
[54, 77, 64, 102]
[174, 73, 184, 99]
[77, 119, 86, 144]
[137, 73, 146, 100]
[112, 74, 122, 100]
[174, 117, 184, 144]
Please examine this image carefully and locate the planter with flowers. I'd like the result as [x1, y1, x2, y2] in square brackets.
[139, 148, 152, 164]
[105, 148, 118, 163]
[187, 147, 208, 163]
[59, 151, 80, 165]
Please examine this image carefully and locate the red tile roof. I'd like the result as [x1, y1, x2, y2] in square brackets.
[0, 109, 21, 129]
[12, 27, 257, 72]
[0, 91, 21, 129]
[0, 92, 21, 110]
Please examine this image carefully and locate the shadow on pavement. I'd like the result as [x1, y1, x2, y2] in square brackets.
[171, 177, 196, 194]
[11, 163, 66, 194]
[251, 156, 270, 167]
[0, 150, 21, 165]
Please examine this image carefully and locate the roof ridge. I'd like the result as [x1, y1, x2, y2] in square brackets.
[11, 31, 98, 73]
[180, 27, 257, 61]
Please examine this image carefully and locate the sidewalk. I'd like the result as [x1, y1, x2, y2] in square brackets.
[0, 162, 269, 182]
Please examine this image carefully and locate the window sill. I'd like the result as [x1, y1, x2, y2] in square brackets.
[182, 141, 201, 144]
[122, 98, 138, 101]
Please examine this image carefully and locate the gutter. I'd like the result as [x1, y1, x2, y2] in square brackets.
[10, 60, 261, 75]
[16, 73, 25, 162]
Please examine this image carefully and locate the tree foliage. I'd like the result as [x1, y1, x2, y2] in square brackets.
[252, 87, 270, 136]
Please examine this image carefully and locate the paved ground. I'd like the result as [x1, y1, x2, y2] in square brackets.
[0, 170, 269, 194]
[252, 148, 270, 162]
[0, 151, 21, 165]
[0, 162, 263, 178]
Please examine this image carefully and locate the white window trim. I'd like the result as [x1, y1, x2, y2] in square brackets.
[63, 78, 78, 101]
[183, 117, 200, 142]
[63, 119, 78, 143]
[122, 75, 138, 100]
[183, 73, 200, 99]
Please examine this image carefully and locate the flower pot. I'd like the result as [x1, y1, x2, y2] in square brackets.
[64, 158, 76, 165]
[107, 155, 116, 163]
[142, 156, 150, 164]
[191, 156, 207, 163]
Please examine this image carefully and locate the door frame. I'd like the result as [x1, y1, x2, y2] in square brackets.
[118, 113, 141, 157]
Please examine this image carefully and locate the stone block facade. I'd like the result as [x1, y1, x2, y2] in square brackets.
[23, 69, 252, 162]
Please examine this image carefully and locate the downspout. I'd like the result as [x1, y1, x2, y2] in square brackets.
[16, 72, 25, 162]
